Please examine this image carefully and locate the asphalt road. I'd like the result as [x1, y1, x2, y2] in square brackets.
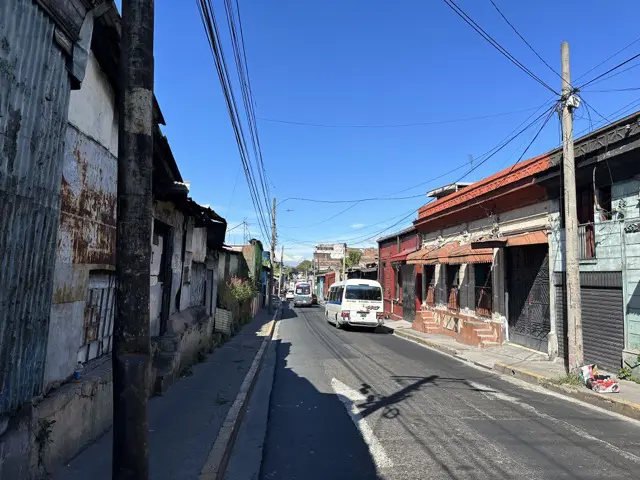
[259, 304, 640, 480]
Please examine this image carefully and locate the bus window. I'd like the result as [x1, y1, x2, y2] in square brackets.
[345, 285, 382, 301]
[296, 285, 311, 295]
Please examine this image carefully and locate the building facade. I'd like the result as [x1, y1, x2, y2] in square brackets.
[377, 227, 420, 320]
[540, 112, 640, 372]
[407, 162, 552, 351]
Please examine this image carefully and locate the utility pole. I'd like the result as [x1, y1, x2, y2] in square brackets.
[269, 198, 276, 313]
[279, 244, 284, 296]
[114, 1, 153, 478]
[342, 243, 347, 281]
[560, 41, 584, 372]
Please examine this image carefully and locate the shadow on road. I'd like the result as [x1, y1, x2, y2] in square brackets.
[260, 306, 384, 480]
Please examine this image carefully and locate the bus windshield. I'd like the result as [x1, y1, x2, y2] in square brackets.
[295, 285, 311, 295]
[345, 285, 382, 301]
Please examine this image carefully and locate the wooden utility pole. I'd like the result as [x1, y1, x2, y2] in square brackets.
[269, 198, 276, 313]
[560, 41, 584, 371]
[114, 1, 154, 478]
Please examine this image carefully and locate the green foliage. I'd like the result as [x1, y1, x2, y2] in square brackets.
[345, 250, 362, 268]
[551, 374, 583, 387]
[229, 276, 258, 303]
[618, 366, 633, 380]
[296, 259, 313, 272]
[217, 276, 257, 310]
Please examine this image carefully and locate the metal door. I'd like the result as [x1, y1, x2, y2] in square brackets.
[402, 264, 416, 322]
[507, 245, 550, 352]
[555, 272, 624, 372]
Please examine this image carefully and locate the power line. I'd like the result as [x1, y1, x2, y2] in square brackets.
[283, 100, 561, 249]
[583, 87, 640, 93]
[441, 0, 558, 95]
[281, 101, 557, 207]
[575, 35, 640, 83]
[222, 0, 271, 214]
[578, 52, 640, 89]
[487, 0, 560, 79]
[257, 106, 542, 129]
[197, 0, 272, 242]
[507, 102, 558, 171]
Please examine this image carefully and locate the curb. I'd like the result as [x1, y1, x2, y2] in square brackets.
[393, 328, 640, 422]
[199, 306, 282, 480]
[495, 362, 640, 422]
[393, 327, 461, 357]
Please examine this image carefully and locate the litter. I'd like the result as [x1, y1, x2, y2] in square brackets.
[580, 364, 620, 393]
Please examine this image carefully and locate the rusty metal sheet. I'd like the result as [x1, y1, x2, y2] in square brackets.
[58, 125, 117, 266]
[0, 0, 71, 414]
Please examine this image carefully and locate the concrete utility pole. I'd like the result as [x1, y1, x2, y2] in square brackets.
[342, 243, 347, 281]
[269, 198, 276, 313]
[279, 244, 284, 296]
[114, 1, 154, 478]
[560, 41, 584, 372]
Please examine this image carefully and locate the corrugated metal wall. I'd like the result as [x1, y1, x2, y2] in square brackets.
[555, 272, 624, 372]
[0, 0, 71, 413]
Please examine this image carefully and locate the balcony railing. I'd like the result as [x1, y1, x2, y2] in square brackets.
[578, 222, 596, 260]
[447, 286, 460, 311]
[475, 286, 492, 317]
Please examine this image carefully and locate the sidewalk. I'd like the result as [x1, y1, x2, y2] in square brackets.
[385, 321, 640, 421]
[53, 309, 277, 480]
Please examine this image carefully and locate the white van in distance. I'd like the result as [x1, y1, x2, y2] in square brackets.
[325, 279, 384, 330]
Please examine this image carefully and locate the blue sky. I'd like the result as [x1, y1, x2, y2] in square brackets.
[117, 1, 640, 263]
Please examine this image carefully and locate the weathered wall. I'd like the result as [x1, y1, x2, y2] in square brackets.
[67, 51, 118, 156]
[192, 227, 207, 263]
[44, 52, 118, 389]
[190, 262, 207, 307]
[0, 0, 72, 414]
[548, 179, 640, 353]
[152, 200, 185, 316]
[417, 201, 550, 336]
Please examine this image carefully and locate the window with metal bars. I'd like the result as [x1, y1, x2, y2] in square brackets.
[78, 271, 115, 363]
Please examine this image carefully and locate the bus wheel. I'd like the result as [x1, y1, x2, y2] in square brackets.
[335, 315, 342, 329]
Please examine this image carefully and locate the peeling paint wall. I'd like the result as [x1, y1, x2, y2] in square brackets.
[0, 0, 72, 414]
[190, 262, 206, 307]
[192, 227, 207, 263]
[153, 200, 185, 315]
[45, 52, 118, 388]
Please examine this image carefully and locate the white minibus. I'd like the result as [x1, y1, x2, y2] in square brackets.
[325, 279, 384, 330]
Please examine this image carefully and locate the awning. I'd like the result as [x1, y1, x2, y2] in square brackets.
[444, 244, 493, 265]
[505, 230, 547, 247]
[407, 242, 459, 265]
[471, 230, 547, 249]
[389, 248, 418, 263]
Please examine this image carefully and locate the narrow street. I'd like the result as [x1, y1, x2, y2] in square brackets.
[258, 305, 640, 480]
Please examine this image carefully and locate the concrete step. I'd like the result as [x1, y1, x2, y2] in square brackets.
[479, 341, 501, 349]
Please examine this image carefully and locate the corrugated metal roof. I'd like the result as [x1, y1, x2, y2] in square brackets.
[0, 0, 71, 413]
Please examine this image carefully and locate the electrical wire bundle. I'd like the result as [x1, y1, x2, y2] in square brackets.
[197, 0, 272, 243]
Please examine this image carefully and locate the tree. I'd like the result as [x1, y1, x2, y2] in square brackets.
[345, 250, 362, 269]
[296, 260, 313, 273]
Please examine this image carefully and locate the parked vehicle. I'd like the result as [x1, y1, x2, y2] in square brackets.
[293, 282, 312, 307]
[312, 293, 318, 305]
[285, 290, 295, 301]
[325, 279, 384, 330]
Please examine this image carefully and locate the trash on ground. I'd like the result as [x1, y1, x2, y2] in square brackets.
[580, 364, 620, 393]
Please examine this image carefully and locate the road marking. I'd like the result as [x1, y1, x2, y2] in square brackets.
[330, 378, 394, 470]
[467, 380, 640, 465]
